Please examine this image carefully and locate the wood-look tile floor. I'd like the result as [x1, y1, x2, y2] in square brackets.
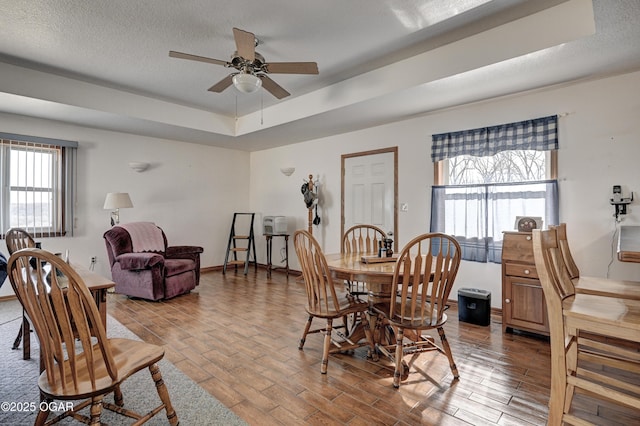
[108, 269, 639, 425]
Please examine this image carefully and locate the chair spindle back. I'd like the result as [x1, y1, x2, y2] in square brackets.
[342, 224, 386, 255]
[391, 233, 461, 325]
[5, 227, 37, 255]
[533, 228, 576, 302]
[7, 249, 117, 391]
[294, 230, 344, 315]
[552, 223, 581, 280]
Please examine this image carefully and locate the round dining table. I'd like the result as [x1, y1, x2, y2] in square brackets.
[324, 252, 399, 304]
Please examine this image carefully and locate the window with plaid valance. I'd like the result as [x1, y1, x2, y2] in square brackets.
[431, 115, 558, 162]
[429, 115, 559, 263]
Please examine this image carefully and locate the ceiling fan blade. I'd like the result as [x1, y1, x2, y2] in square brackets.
[208, 74, 234, 93]
[169, 50, 228, 67]
[233, 27, 256, 62]
[265, 62, 319, 75]
[259, 74, 290, 99]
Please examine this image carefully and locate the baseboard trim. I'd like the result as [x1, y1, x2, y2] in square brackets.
[0, 295, 17, 302]
[201, 264, 302, 277]
[447, 298, 502, 316]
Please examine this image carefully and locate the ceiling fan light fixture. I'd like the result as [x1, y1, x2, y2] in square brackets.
[170, 28, 317, 99]
[232, 73, 262, 94]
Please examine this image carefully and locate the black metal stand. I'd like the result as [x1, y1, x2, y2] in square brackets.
[266, 234, 289, 278]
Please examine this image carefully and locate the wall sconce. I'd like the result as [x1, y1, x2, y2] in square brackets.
[103, 192, 133, 226]
[129, 162, 149, 172]
[280, 167, 295, 176]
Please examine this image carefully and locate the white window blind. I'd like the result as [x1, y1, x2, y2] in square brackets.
[0, 133, 77, 238]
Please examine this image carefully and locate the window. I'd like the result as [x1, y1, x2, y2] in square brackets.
[430, 116, 558, 263]
[0, 133, 77, 238]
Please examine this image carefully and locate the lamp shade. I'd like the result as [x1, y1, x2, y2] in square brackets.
[103, 192, 133, 209]
[232, 73, 262, 94]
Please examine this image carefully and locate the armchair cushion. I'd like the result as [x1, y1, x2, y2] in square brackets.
[166, 245, 204, 258]
[165, 259, 195, 277]
[116, 253, 164, 270]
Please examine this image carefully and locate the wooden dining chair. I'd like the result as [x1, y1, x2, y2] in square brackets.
[5, 227, 38, 359]
[7, 248, 179, 425]
[341, 224, 386, 296]
[342, 224, 386, 255]
[532, 228, 640, 425]
[552, 223, 640, 300]
[373, 233, 461, 388]
[294, 229, 376, 374]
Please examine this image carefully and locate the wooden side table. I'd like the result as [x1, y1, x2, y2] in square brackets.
[265, 234, 289, 278]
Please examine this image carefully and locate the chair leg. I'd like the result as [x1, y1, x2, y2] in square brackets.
[546, 334, 571, 426]
[35, 400, 50, 426]
[299, 315, 313, 350]
[113, 384, 124, 407]
[564, 337, 579, 417]
[22, 314, 30, 360]
[150, 363, 179, 426]
[393, 327, 405, 388]
[342, 313, 350, 333]
[12, 323, 22, 350]
[437, 327, 459, 379]
[321, 319, 333, 374]
[89, 396, 104, 425]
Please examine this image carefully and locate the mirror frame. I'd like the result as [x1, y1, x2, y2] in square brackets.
[341, 146, 398, 250]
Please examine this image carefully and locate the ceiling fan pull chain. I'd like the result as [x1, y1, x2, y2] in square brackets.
[261, 90, 264, 125]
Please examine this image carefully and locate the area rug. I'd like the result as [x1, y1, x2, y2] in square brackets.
[0, 299, 247, 425]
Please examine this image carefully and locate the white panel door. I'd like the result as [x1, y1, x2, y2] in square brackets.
[343, 151, 394, 236]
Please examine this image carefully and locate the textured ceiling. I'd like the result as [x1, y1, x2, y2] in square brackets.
[0, 0, 639, 151]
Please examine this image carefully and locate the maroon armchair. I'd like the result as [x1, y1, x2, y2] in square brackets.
[103, 222, 203, 301]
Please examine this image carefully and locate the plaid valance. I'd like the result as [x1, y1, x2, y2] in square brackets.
[431, 115, 558, 162]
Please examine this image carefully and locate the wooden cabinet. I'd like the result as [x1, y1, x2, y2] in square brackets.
[501, 231, 549, 336]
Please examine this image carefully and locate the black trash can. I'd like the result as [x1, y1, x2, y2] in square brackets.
[458, 288, 491, 326]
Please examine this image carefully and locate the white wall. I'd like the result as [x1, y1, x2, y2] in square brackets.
[0, 114, 250, 297]
[249, 70, 640, 308]
[2, 70, 639, 305]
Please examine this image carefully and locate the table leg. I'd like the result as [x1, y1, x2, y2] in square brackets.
[266, 236, 273, 278]
[344, 313, 366, 343]
[94, 289, 108, 331]
[284, 235, 289, 276]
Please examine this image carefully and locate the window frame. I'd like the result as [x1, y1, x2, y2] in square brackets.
[431, 149, 558, 264]
[0, 133, 77, 239]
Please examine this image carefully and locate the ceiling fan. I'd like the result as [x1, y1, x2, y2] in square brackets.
[169, 27, 319, 99]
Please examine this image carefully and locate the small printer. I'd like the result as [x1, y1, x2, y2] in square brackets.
[263, 216, 287, 234]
